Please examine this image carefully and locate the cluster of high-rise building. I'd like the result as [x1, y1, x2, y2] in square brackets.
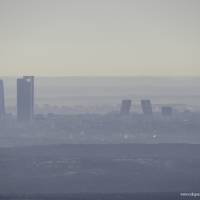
[120, 99, 173, 116]
[0, 76, 34, 121]
[0, 76, 173, 122]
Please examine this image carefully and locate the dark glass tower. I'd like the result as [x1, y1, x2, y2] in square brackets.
[0, 80, 5, 118]
[120, 99, 132, 115]
[17, 76, 34, 121]
[141, 99, 153, 115]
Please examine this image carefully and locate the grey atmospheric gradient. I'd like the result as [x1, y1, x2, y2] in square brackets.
[0, 0, 200, 76]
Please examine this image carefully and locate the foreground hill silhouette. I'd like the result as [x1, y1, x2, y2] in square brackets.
[0, 143, 199, 198]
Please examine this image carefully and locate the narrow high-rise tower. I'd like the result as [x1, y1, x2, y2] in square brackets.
[141, 99, 153, 115]
[120, 99, 132, 115]
[17, 76, 34, 121]
[0, 80, 5, 118]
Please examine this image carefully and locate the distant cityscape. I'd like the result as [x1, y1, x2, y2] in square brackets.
[0, 76, 175, 121]
[0, 76, 200, 147]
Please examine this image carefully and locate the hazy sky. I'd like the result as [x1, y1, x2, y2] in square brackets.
[0, 0, 199, 76]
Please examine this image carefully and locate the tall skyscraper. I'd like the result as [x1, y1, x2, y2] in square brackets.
[141, 99, 153, 115]
[17, 76, 34, 121]
[120, 99, 132, 115]
[0, 80, 5, 118]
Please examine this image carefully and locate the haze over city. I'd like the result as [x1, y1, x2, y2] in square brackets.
[0, 1, 200, 199]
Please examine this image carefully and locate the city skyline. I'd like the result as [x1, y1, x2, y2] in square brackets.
[0, 0, 200, 76]
[0, 76, 176, 117]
